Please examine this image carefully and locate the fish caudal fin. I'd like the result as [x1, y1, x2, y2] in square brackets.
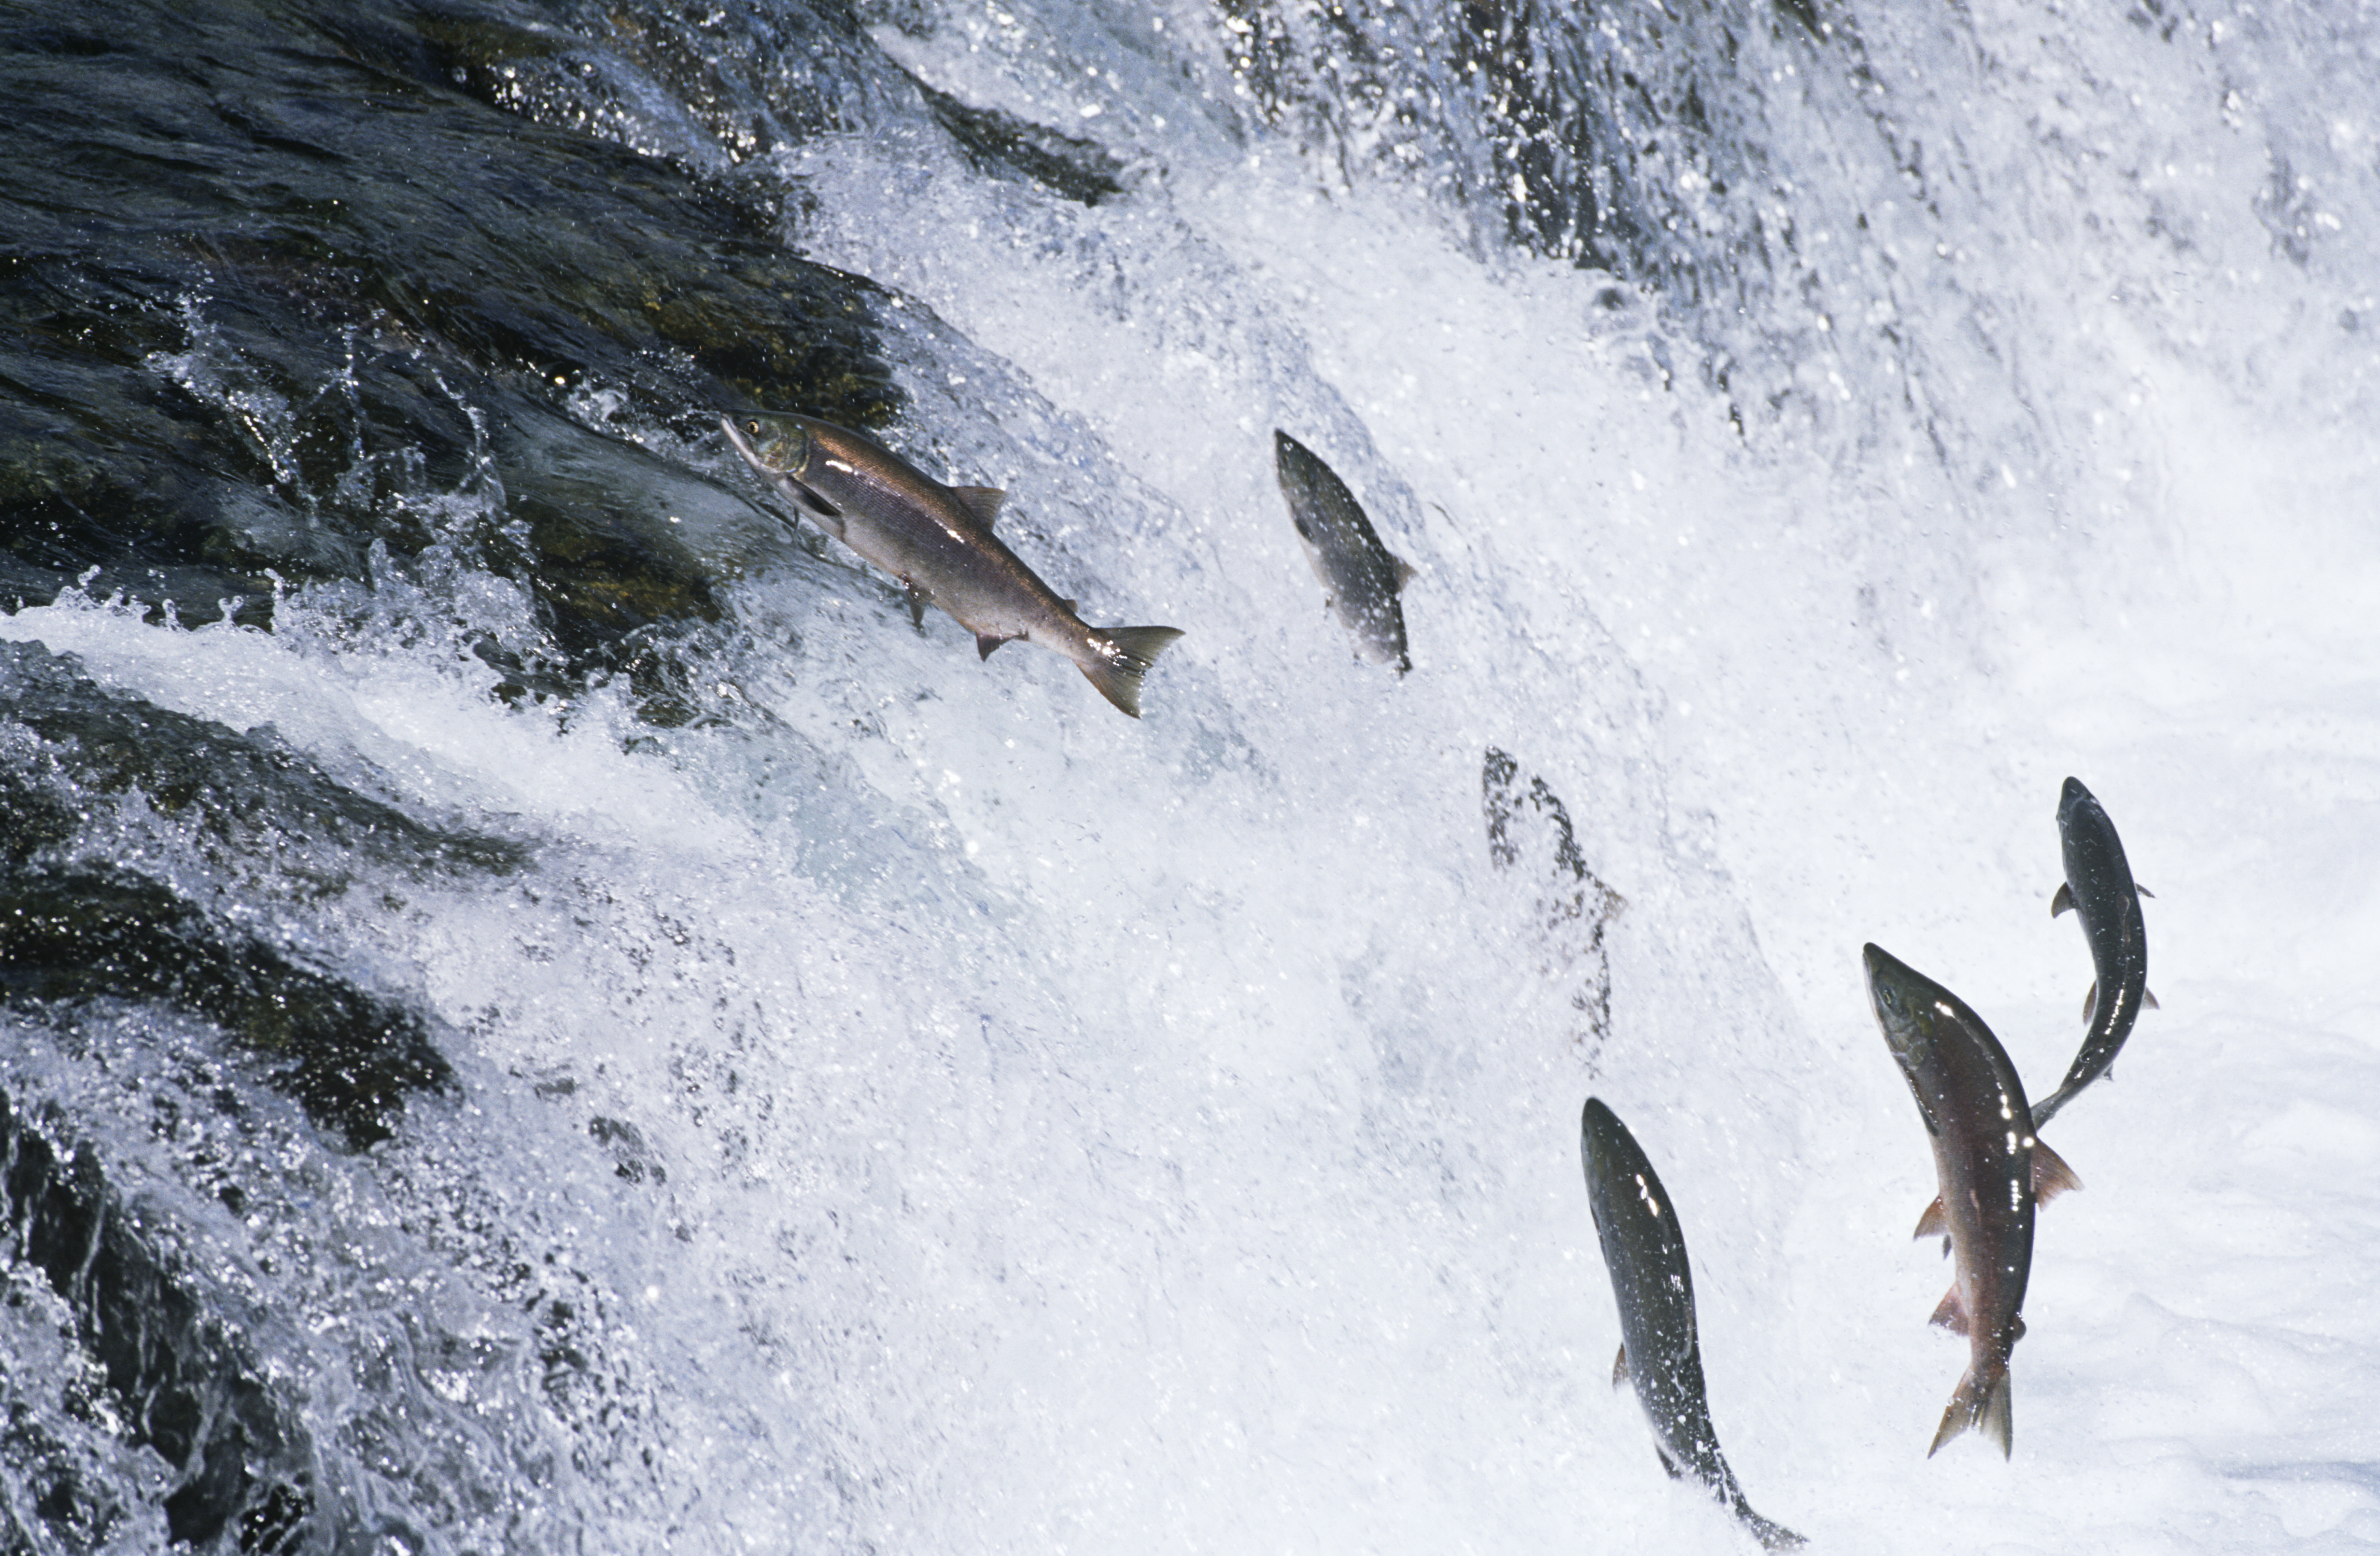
[1734, 1503, 1807, 1552]
[1929, 1362, 2013, 1458]
[1078, 626, 1185, 718]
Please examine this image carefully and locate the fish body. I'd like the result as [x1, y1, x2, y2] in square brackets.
[722, 412, 1182, 717]
[1581, 1098, 1803, 1549]
[1862, 945, 2077, 1458]
[2033, 777, 2153, 1128]
[1272, 431, 1413, 672]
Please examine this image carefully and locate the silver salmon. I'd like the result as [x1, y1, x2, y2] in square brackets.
[2033, 777, 2156, 1129]
[723, 412, 1183, 717]
[1581, 1098, 1803, 1548]
[1863, 945, 2079, 1458]
[1272, 431, 1414, 672]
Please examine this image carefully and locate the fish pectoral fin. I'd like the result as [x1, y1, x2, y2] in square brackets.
[1611, 1344, 1630, 1392]
[1929, 1286, 1970, 1335]
[2082, 979, 2099, 1025]
[1391, 554, 1418, 589]
[902, 583, 929, 630]
[2137, 883, 2156, 898]
[976, 632, 1012, 661]
[952, 485, 1007, 530]
[1653, 1445, 1684, 1481]
[2144, 987, 2160, 1010]
[2032, 1137, 2083, 1202]
[2051, 881, 2076, 916]
[1913, 1195, 1948, 1241]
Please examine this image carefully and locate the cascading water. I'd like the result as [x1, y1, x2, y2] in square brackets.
[3, 0, 2377, 1550]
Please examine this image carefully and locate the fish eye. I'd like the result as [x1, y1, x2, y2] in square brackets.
[745, 419, 762, 435]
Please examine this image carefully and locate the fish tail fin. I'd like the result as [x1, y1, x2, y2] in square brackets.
[1078, 626, 1185, 718]
[1929, 1361, 2013, 1459]
[1733, 1502, 1807, 1551]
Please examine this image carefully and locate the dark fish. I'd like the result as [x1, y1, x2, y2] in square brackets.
[2032, 777, 2157, 1129]
[1272, 431, 1414, 672]
[1863, 946, 2080, 1458]
[1581, 1098, 1803, 1548]
[723, 412, 1183, 717]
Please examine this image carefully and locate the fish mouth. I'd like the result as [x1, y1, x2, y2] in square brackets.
[719, 413, 775, 471]
[719, 413, 840, 521]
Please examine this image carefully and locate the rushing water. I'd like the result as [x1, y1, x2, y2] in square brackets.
[3, 0, 2378, 1550]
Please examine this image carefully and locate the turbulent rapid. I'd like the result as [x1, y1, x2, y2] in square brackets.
[3, 0, 2378, 1551]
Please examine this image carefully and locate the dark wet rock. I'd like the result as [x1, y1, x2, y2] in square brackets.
[588, 1116, 666, 1185]
[0, 640, 529, 882]
[0, 1088, 316, 1551]
[0, 867, 454, 1151]
[1482, 746, 1626, 1064]
[1213, 0, 1840, 309]
[0, 0, 904, 697]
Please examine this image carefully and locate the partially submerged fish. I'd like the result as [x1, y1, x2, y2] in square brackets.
[1581, 1098, 1804, 1549]
[1863, 945, 2079, 1458]
[723, 412, 1182, 717]
[2033, 776, 2157, 1129]
[1272, 430, 1414, 672]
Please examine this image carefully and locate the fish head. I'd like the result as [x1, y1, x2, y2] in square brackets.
[2057, 776, 2100, 831]
[721, 412, 844, 524]
[1862, 943, 1942, 1067]
[1579, 1097, 1625, 1199]
[722, 412, 816, 481]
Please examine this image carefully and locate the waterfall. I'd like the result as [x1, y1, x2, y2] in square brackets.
[2, 0, 2375, 1549]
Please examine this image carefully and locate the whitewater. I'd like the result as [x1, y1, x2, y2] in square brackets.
[3, 0, 2377, 1550]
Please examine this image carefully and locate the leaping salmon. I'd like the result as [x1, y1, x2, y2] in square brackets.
[1863, 945, 2079, 1458]
[723, 412, 1183, 717]
[1272, 431, 1414, 672]
[1581, 1098, 1804, 1548]
[2033, 777, 2157, 1129]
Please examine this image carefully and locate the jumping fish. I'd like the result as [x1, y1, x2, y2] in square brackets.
[2033, 776, 2156, 1129]
[722, 412, 1183, 717]
[1581, 1098, 1804, 1549]
[1863, 945, 2079, 1458]
[1272, 431, 1414, 672]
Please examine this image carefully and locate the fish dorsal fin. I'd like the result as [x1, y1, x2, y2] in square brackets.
[1611, 1344, 1629, 1392]
[2051, 881, 2076, 917]
[2144, 988, 2160, 1010]
[1913, 1196, 1947, 1241]
[2138, 884, 2155, 899]
[2033, 1137, 2083, 1202]
[2082, 979, 2099, 1025]
[952, 485, 1007, 529]
[1930, 1286, 1970, 1336]
[1391, 554, 1418, 588]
